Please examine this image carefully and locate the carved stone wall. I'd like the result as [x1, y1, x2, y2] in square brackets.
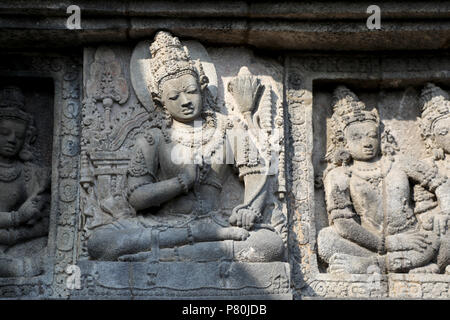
[286, 54, 450, 299]
[0, 1, 449, 300]
[0, 53, 82, 298]
[71, 41, 291, 299]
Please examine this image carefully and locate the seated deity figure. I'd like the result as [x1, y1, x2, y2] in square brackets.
[0, 86, 50, 277]
[87, 31, 286, 263]
[317, 86, 450, 274]
[414, 83, 450, 273]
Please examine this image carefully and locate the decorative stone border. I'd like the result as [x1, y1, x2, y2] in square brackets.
[0, 53, 82, 298]
[286, 53, 450, 299]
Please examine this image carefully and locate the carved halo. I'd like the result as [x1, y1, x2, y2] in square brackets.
[130, 35, 218, 113]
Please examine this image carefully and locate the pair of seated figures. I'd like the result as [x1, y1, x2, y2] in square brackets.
[318, 84, 450, 274]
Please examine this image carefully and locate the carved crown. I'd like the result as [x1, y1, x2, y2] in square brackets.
[325, 86, 380, 164]
[148, 31, 206, 99]
[0, 86, 32, 123]
[330, 86, 379, 134]
[419, 83, 450, 136]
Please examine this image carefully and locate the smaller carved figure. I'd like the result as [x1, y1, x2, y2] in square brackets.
[0, 86, 50, 277]
[415, 83, 450, 273]
[317, 86, 450, 274]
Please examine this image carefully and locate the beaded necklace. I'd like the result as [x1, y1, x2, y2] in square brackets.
[0, 161, 22, 182]
[350, 158, 393, 190]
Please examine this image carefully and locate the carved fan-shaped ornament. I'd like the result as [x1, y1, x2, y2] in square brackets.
[86, 47, 129, 133]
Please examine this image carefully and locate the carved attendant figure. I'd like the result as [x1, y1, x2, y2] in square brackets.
[415, 83, 450, 273]
[317, 86, 450, 274]
[88, 31, 286, 262]
[0, 86, 50, 277]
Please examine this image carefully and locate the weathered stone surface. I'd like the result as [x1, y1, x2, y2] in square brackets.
[0, 53, 82, 299]
[0, 1, 449, 300]
[286, 53, 450, 299]
[75, 32, 289, 299]
[2, 1, 450, 50]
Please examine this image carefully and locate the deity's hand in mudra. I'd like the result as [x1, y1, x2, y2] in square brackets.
[12, 193, 48, 227]
[229, 206, 261, 231]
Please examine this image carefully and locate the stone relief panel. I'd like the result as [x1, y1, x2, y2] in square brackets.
[316, 85, 449, 275]
[0, 84, 51, 279]
[417, 83, 450, 273]
[75, 31, 290, 299]
[286, 54, 450, 299]
[1, 39, 448, 301]
[0, 54, 82, 298]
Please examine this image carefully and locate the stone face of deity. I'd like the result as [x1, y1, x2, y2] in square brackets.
[433, 116, 450, 155]
[344, 121, 379, 161]
[0, 118, 27, 160]
[160, 74, 203, 123]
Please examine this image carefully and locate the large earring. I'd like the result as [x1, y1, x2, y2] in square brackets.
[200, 78, 209, 92]
[19, 124, 36, 162]
[152, 95, 163, 110]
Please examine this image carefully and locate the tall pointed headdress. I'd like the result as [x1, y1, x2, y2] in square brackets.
[0, 86, 36, 161]
[419, 83, 450, 136]
[418, 83, 450, 158]
[326, 86, 380, 163]
[148, 31, 208, 100]
[0, 86, 32, 123]
[329, 86, 379, 141]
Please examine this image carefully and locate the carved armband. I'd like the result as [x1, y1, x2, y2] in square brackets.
[328, 187, 352, 210]
[327, 184, 355, 223]
[128, 149, 149, 178]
